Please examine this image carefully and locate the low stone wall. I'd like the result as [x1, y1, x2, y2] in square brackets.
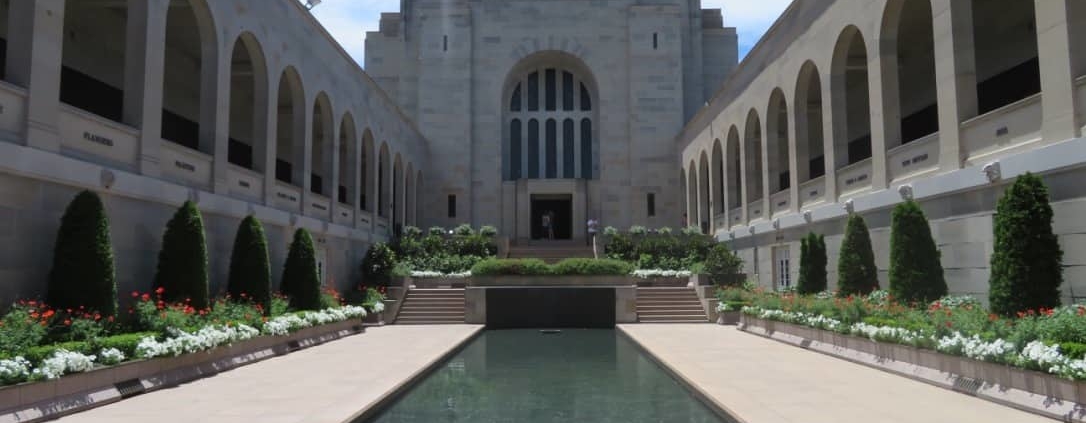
[739, 315, 1086, 422]
[0, 319, 364, 423]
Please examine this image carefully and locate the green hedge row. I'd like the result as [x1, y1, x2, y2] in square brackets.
[470, 258, 634, 276]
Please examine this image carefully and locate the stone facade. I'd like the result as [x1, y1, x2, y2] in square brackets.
[679, 0, 1086, 303]
[366, 0, 738, 240]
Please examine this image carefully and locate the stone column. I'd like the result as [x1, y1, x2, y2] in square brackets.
[297, 98, 313, 213]
[1034, 0, 1082, 141]
[353, 131, 363, 229]
[124, 0, 170, 177]
[759, 113, 772, 219]
[261, 73, 279, 206]
[787, 98, 802, 214]
[206, 45, 231, 195]
[866, 39, 893, 190]
[737, 134, 749, 224]
[328, 120, 342, 223]
[931, 0, 977, 171]
[6, 0, 65, 151]
[822, 67, 841, 201]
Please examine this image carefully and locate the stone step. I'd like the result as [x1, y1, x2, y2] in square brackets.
[639, 315, 709, 323]
[638, 293, 699, 299]
[398, 305, 463, 311]
[637, 309, 705, 316]
[394, 320, 465, 325]
[405, 295, 465, 301]
[636, 300, 702, 307]
[397, 313, 466, 319]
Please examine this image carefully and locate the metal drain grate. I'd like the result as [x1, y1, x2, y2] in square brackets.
[115, 379, 145, 399]
[952, 376, 982, 395]
[286, 340, 302, 352]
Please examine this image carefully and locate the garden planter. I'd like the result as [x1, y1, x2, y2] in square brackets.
[716, 311, 740, 325]
[1, 318, 363, 423]
[738, 315, 1086, 422]
[469, 275, 636, 287]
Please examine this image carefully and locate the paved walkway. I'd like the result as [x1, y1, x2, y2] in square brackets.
[58, 325, 483, 423]
[619, 324, 1051, 423]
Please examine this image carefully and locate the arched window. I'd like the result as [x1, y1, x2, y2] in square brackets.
[504, 58, 597, 181]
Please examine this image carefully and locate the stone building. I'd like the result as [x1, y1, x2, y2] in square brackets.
[0, 0, 428, 305]
[366, 0, 738, 240]
[679, 0, 1086, 303]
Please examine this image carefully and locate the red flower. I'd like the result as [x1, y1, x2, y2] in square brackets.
[1077, 307, 1085, 317]
[945, 321, 953, 328]
[131, 291, 139, 298]
[989, 313, 998, 322]
[155, 287, 165, 295]
[42, 310, 55, 319]
[141, 293, 151, 302]
[63, 319, 72, 326]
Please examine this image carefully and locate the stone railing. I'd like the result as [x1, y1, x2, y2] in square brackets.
[739, 315, 1085, 422]
[335, 203, 354, 226]
[0, 81, 27, 141]
[835, 157, 872, 196]
[227, 164, 264, 202]
[713, 213, 727, 232]
[272, 181, 303, 212]
[729, 207, 743, 228]
[58, 104, 139, 172]
[888, 132, 939, 183]
[961, 93, 1043, 166]
[769, 189, 790, 217]
[160, 140, 213, 191]
[798, 176, 825, 207]
[306, 193, 332, 219]
[357, 209, 374, 228]
[746, 200, 764, 221]
[1077, 75, 1085, 134]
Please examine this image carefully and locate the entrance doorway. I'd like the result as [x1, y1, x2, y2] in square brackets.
[531, 194, 573, 240]
[773, 246, 791, 291]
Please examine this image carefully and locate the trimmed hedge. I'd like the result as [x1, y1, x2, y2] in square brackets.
[153, 201, 209, 309]
[227, 216, 272, 312]
[990, 172, 1063, 316]
[704, 243, 743, 286]
[551, 258, 633, 276]
[48, 190, 117, 316]
[797, 232, 827, 295]
[470, 258, 551, 276]
[837, 214, 878, 296]
[281, 228, 321, 311]
[888, 200, 946, 304]
[361, 242, 397, 286]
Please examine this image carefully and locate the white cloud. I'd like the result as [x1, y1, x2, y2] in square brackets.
[310, 0, 792, 66]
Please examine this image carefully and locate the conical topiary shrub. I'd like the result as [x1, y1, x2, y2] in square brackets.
[227, 216, 272, 312]
[153, 201, 209, 309]
[281, 228, 321, 311]
[837, 214, 878, 296]
[47, 190, 117, 315]
[797, 232, 827, 295]
[888, 200, 946, 304]
[990, 172, 1063, 316]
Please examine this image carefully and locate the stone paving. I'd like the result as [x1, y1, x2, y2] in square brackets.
[56, 325, 483, 423]
[619, 324, 1053, 423]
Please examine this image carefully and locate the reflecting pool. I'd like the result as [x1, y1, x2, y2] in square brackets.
[362, 329, 731, 423]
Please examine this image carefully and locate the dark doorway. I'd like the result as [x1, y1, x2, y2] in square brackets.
[531, 194, 572, 240]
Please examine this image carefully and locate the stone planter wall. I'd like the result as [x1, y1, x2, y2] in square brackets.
[739, 315, 1086, 422]
[1, 318, 364, 423]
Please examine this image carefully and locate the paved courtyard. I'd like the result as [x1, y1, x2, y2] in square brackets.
[55, 325, 483, 423]
[619, 324, 1050, 423]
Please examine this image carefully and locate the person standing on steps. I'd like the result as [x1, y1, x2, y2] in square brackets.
[586, 217, 599, 257]
[541, 211, 553, 240]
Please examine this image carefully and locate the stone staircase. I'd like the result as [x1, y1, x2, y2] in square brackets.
[394, 289, 466, 324]
[508, 241, 595, 264]
[636, 287, 709, 323]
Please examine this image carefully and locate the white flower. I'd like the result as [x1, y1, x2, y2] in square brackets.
[261, 306, 366, 336]
[632, 269, 693, 279]
[31, 350, 96, 380]
[0, 356, 31, 385]
[411, 270, 472, 278]
[136, 324, 260, 359]
[97, 348, 126, 366]
[371, 301, 386, 313]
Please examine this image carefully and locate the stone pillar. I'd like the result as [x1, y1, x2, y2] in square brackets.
[329, 122, 342, 222]
[931, 0, 977, 171]
[759, 113, 772, 219]
[261, 73, 279, 206]
[787, 99, 802, 214]
[207, 45, 231, 195]
[297, 98, 313, 211]
[737, 135, 749, 224]
[353, 132, 363, 229]
[124, 0, 170, 177]
[1034, 0, 1081, 141]
[866, 40, 893, 190]
[6, 0, 65, 151]
[822, 67, 841, 201]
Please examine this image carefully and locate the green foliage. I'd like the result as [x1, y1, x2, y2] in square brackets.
[1059, 342, 1086, 360]
[470, 258, 552, 276]
[0, 305, 47, 356]
[888, 201, 947, 304]
[797, 232, 827, 295]
[703, 244, 743, 286]
[227, 216, 272, 312]
[453, 224, 474, 236]
[989, 173, 1064, 316]
[681, 226, 703, 236]
[657, 227, 673, 235]
[604, 233, 636, 261]
[48, 190, 117, 316]
[93, 332, 156, 359]
[153, 201, 209, 309]
[402, 226, 423, 238]
[603, 226, 618, 236]
[361, 242, 397, 286]
[605, 232, 713, 270]
[281, 228, 321, 311]
[479, 225, 498, 237]
[629, 225, 648, 235]
[24, 341, 94, 364]
[551, 258, 633, 276]
[428, 226, 446, 236]
[837, 214, 878, 297]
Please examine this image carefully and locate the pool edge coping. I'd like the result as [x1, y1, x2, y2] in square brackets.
[616, 325, 747, 423]
[341, 325, 487, 423]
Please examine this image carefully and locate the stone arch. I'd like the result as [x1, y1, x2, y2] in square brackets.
[711, 138, 724, 222]
[725, 126, 742, 215]
[377, 142, 390, 218]
[794, 61, 826, 185]
[830, 25, 872, 169]
[337, 113, 358, 205]
[766, 88, 791, 196]
[161, 0, 219, 154]
[970, 0, 1039, 115]
[698, 150, 711, 233]
[59, 0, 130, 125]
[227, 32, 270, 172]
[743, 109, 764, 209]
[360, 129, 376, 212]
[275, 67, 306, 186]
[881, 0, 938, 148]
[392, 153, 405, 228]
[502, 50, 598, 180]
[311, 92, 334, 196]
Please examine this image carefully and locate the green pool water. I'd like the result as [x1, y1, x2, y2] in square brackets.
[361, 329, 732, 423]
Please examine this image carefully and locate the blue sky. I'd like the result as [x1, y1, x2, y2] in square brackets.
[311, 0, 793, 67]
